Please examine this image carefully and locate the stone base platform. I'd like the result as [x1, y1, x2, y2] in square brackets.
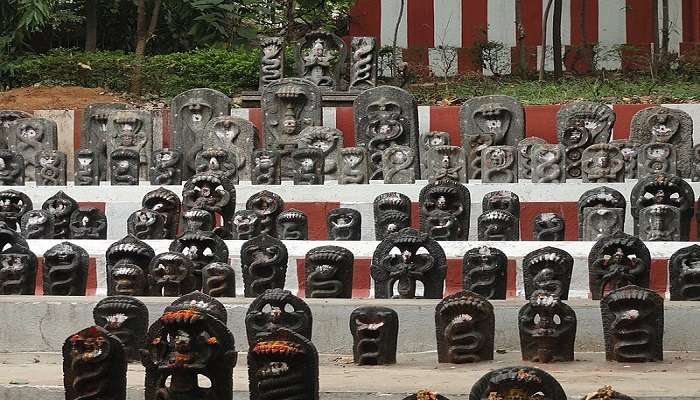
[1, 351, 700, 400]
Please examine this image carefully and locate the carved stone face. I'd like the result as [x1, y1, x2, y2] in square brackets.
[488, 148, 506, 167]
[282, 117, 297, 135]
[111, 262, 146, 296]
[20, 126, 42, 141]
[151, 259, 189, 296]
[39, 155, 56, 167]
[78, 156, 92, 167]
[214, 120, 238, 143]
[69, 327, 110, 362]
[473, 103, 511, 143]
[648, 112, 679, 142]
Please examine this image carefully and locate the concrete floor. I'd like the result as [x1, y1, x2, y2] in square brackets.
[2, 351, 700, 400]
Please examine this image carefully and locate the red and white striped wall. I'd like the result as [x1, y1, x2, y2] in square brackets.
[348, 0, 700, 75]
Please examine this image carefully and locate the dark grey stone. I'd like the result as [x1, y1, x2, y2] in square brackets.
[20, 209, 54, 239]
[195, 147, 238, 184]
[337, 147, 369, 184]
[465, 134, 493, 180]
[35, 150, 67, 186]
[577, 186, 626, 240]
[425, 145, 467, 183]
[74, 149, 99, 186]
[259, 37, 284, 90]
[106, 110, 152, 180]
[170, 88, 231, 178]
[482, 190, 520, 218]
[202, 116, 258, 180]
[559, 124, 589, 178]
[533, 212, 565, 241]
[693, 144, 700, 182]
[638, 204, 681, 241]
[531, 144, 566, 183]
[610, 139, 639, 179]
[0, 111, 32, 149]
[374, 192, 411, 240]
[637, 142, 677, 177]
[296, 30, 347, 91]
[149, 149, 182, 185]
[7, 117, 57, 181]
[292, 147, 325, 185]
[251, 150, 281, 185]
[630, 106, 694, 177]
[459, 95, 524, 147]
[276, 208, 308, 240]
[631, 173, 694, 241]
[581, 207, 625, 241]
[349, 37, 377, 92]
[0, 150, 24, 186]
[556, 101, 615, 143]
[517, 137, 545, 179]
[79, 103, 127, 180]
[327, 208, 361, 240]
[231, 210, 261, 240]
[354, 86, 418, 180]
[581, 143, 625, 183]
[382, 145, 416, 184]
[299, 126, 343, 179]
[419, 131, 450, 179]
[478, 210, 519, 241]
[109, 149, 140, 185]
[482, 145, 517, 183]
[419, 180, 470, 241]
[70, 207, 107, 239]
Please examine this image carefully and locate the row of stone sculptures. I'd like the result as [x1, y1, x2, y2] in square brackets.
[65, 290, 635, 400]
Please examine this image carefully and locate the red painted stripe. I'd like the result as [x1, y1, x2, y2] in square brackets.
[506, 259, 518, 298]
[73, 108, 82, 149]
[336, 107, 356, 147]
[349, 0, 382, 42]
[520, 202, 578, 241]
[429, 106, 461, 146]
[683, 0, 700, 42]
[444, 259, 463, 296]
[462, 0, 488, 46]
[86, 257, 97, 295]
[522, 0, 544, 46]
[78, 201, 106, 213]
[407, 0, 434, 48]
[296, 259, 306, 297]
[570, 0, 599, 44]
[285, 201, 340, 240]
[611, 104, 655, 140]
[161, 109, 171, 149]
[34, 257, 44, 295]
[249, 108, 264, 147]
[410, 202, 420, 229]
[296, 257, 371, 298]
[626, 0, 655, 44]
[524, 105, 560, 142]
[402, 48, 431, 76]
[649, 258, 669, 296]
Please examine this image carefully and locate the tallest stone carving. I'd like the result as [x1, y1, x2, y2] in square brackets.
[171, 88, 231, 179]
[296, 30, 347, 91]
[8, 117, 57, 182]
[459, 95, 524, 147]
[80, 103, 128, 181]
[259, 37, 284, 90]
[354, 86, 419, 181]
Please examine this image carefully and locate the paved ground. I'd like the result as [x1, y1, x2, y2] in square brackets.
[2, 351, 700, 399]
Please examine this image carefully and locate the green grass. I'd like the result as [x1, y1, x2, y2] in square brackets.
[408, 73, 700, 105]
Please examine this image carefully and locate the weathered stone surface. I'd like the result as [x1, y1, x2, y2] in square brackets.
[482, 145, 517, 183]
[0, 222, 36, 294]
[327, 208, 361, 240]
[170, 88, 231, 178]
[435, 291, 494, 363]
[20, 209, 54, 239]
[35, 150, 67, 186]
[374, 192, 411, 240]
[631, 173, 694, 241]
[630, 106, 694, 177]
[557, 101, 615, 144]
[419, 180, 470, 241]
[669, 244, 700, 301]
[109, 149, 139, 185]
[231, 210, 261, 240]
[147, 252, 196, 296]
[531, 144, 566, 183]
[296, 30, 347, 91]
[251, 150, 281, 185]
[0, 150, 24, 185]
[577, 186, 626, 240]
[349, 37, 377, 92]
[354, 86, 418, 180]
[202, 116, 258, 180]
[259, 37, 284, 90]
[533, 212, 565, 241]
[276, 208, 308, 240]
[142, 188, 181, 239]
[93, 296, 148, 362]
[560, 124, 589, 179]
[63, 326, 126, 400]
[8, 117, 57, 181]
[127, 208, 166, 240]
[465, 134, 493, 180]
[469, 366, 566, 400]
[693, 144, 700, 182]
[70, 207, 107, 239]
[459, 95, 525, 147]
[601, 285, 664, 362]
[169, 231, 229, 289]
[382, 145, 416, 184]
[519, 292, 576, 363]
[246, 190, 284, 236]
[0, 190, 31, 231]
[245, 288, 312, 343]
[462, 246, 507, 299]
[371, 228, 446, 299]
[0, 111, 32, 149]
[638, 204, 681, 241]
[182, 209, 214, 233]
[482, 190, 520, 218]
[478, 210, 518, 241]
[79, 103, 127, 180]
[182, 172, 236, 233]
[425, 145, 467, 183]
[241, 234, 288, 297]
[588, 233, 650, 300]
[105, 235, 154, 296]
[610, 139, 639, 179]
[419, 131, 450, 179]
[43, 242, 89, 295]
[523, 246, 573, 299]
[202, 262, 236, 297]
[42, 191, 76, 239]
[305, 245, 354, 298]
[105, 110, 152, 180]
[581, 143, 624, 183]
[292, 147, 325, 184]
[73, 149, 99, 186]
[195, 147, 239, 184]
[350, 306, 398, 365]
[337, 147, 369, 184]
[517, 137, 546, 179]
[262, 78, 322, 179]
[298, 126, 342, 179]
[637, 142, 677, 177]
[149, 149, 182, 185]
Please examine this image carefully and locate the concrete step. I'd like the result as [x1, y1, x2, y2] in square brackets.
[1, 351, 699, 400]
[2, 296, 700, 354]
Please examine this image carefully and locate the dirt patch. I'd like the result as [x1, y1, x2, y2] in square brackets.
[0, 86, 130, 111]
